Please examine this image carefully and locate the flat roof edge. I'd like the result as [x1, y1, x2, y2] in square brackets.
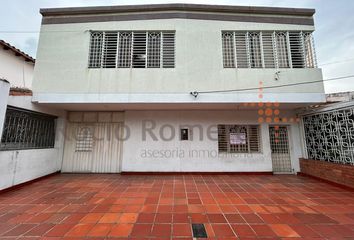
[40, 3, 315, 17]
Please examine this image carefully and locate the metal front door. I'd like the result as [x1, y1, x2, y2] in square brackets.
[62, 122, 122, 173]
[269, 126, 292, 173]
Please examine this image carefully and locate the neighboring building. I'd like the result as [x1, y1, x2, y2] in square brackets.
[0, 41, 65, 190]
[326, 91, 354, 103]
[0, 40, 35, 88]
[26, 4, 325, 174]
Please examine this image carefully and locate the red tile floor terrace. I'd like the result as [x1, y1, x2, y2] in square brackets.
[0, 174, 353, 239]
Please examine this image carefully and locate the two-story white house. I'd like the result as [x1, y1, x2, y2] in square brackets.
[31, 4, 325, 174]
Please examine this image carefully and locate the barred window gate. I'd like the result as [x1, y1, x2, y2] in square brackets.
[0, 106, 57, 151]
[218, 125, 261, 153]
[89, 31, 175, 69]
[222, 31, 317, 69]
[303, 107, 354, 165]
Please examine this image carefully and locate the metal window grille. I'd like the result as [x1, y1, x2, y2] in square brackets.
[75, 126, 93, 152]
[0, 106, 56, 151]
[147, 32, 161, 68]
[217, 125, 261, 153]
[222, 32, 235, 68]
[89, 31, 175, 69]
[88, 32, 103, 68]
[132, 32, 147, 68]
[222, 31, 316, 69]
[269, 126, 290, 154]
[118, 32, 132, 68]
[303, 108, 354, 165]
[235, 32, 249, 68]
[249, 32, 262, 68]
[289, 32, 305, 68]
[275, 32, 290, 68]
[262, 32, 276, 68]
[303, 32, 317, 68]
[102, 32, 118, 68]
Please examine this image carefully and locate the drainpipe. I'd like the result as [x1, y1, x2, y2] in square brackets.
[0, 79, 10, 137]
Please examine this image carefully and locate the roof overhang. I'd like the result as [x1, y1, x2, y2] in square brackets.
[40, 3, 315, 26]
[0, 40, 35, 63]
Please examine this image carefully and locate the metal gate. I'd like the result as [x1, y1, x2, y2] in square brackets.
[61, 112, 123, 173]
[269, 126, 292, 173]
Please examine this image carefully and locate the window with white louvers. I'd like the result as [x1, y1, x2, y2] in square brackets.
[217, 125, 261, 153]
[262, 32, 276, 68]
[102, 32, 118, 68]
[89, 31, 175, 68]
[162, 32, 175, 68]
[275, 32, 290, 68]
[222, 31, 317, 69]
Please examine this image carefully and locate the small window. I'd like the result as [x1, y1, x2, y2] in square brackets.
[180, 128, 189, 141]
[76, 127, 93, 152]
[217, 125, 261, 153]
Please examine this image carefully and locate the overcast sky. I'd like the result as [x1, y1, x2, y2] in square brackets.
[1, 0, 353, 93]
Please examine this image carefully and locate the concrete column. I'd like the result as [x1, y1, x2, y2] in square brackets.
[54, 117, 67, 171]
[0, 79, 10, 137]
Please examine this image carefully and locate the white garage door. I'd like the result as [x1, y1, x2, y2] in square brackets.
[62, 112, 124, 173]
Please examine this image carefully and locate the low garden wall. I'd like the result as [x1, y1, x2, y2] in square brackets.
[300, 158, 354, 189]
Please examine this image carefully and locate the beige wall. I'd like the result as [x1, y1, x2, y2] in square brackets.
[33, 19, 324, 96]
[0, 48, 34, 88]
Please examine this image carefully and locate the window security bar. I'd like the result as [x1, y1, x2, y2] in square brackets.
[0, 106, 57, 151]
[217, 125, 261, 153]
[89, 31, 175, 69]
[222, 31, 317, 69]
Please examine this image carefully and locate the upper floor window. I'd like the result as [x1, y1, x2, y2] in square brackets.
[89, 31, 175, 69]
[222, 31, 317, 69]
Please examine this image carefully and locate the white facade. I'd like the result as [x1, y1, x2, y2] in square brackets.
[29, 4, 326, 174]
[33, 19, 324, 103]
